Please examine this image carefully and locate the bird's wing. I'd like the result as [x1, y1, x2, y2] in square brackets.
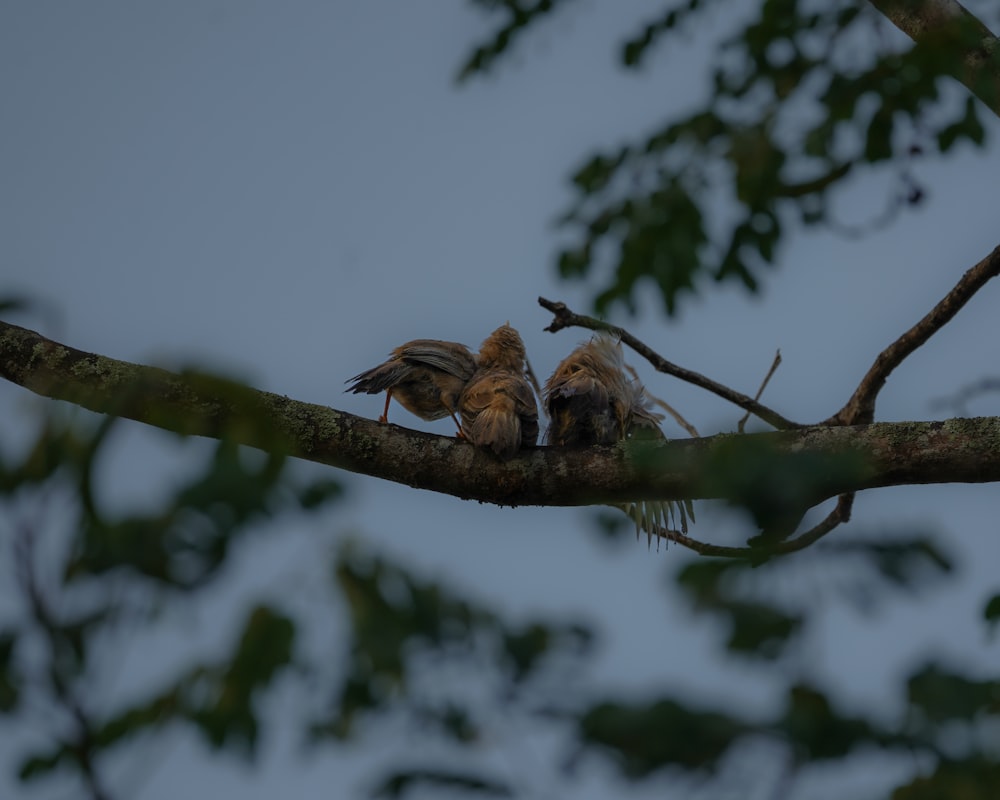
[345, 360, 411, 393]
[398, 340, 476, 379]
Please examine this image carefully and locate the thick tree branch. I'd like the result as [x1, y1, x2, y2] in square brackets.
[538, 297, 802, 430]
[3, 321, 1000, 515]
[868, 0, 1000, 117]
[827, 243, 1000, 425]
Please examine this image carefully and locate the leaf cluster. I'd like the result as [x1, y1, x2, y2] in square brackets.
[461, 0, 992, 314]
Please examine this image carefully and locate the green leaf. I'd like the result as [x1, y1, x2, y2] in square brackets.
[185, 605, 296, 755]
[937, 96, 986, 152]
[18, 747, 67, 782]
[777, 684, 883, 762]
[892, 758, 1000, 800]
[298, 477, 343, 509]
[907, 663, 1000, 725]
[579, 698, 747, 777]
[984, 593, 1000, 633]
[456, 0, 574, 82]
[0, 631, 19, 713]
[864, 107, 894, 162]
[724, 601, 802, 659]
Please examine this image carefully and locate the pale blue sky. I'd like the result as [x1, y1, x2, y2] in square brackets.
[2, 3, 999, 798]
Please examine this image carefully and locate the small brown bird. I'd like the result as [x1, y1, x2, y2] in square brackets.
[345, 338, 477, 433]
[544, 334, 693, 542]
[544, 334, 631, 447]
[458, 324, 539, 460]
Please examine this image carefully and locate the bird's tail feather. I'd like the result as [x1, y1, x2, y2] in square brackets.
[466, 407, 521, 461]
[617, 499, 695, 548]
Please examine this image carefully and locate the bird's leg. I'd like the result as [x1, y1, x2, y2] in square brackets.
[379, 390, 393, 423]
[448, 409, 466, 439]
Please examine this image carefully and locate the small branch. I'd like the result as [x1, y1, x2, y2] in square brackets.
[652, 494, 853, 560]
[539, 297, 802, 430]
[738, 350, 782, 433]
[827, 244, 1000, 425]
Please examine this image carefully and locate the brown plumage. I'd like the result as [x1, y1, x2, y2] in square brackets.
[345, 339, 477, 433]
[543, 335, 694, 543]
[544, 335, 631, 447]
[458, 324, 539, 460]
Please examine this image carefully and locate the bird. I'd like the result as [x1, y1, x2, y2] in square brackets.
[345, 338, 477, 434]
[544, 334, 632, 447]
[458, 323, 539, 460]
[543, 334, 693, 543]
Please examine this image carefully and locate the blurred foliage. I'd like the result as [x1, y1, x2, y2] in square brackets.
[0, 406, 341, 794]
[3, 1, 1000, 797]
[0, 398, 997, 798]
[460, 0, 995, 314]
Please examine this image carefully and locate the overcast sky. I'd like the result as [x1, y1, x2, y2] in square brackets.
[2, 3, 999, 799]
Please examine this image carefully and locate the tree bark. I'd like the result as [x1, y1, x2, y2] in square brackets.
[2, 319, 1000, 508]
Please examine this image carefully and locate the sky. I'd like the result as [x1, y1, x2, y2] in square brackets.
[2, 2, 1000, 798]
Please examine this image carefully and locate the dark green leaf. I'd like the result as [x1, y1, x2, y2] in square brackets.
[724, 601, 802, 659]
[298, 478, 343, 509]
[984, 593, 1000, 632]
[777, 684, 883, 761]
[892, 758, 1000, 800]
[907, 663, 1000, 725]
[0, 631, 19, 713]
[579, 698, 747, 776]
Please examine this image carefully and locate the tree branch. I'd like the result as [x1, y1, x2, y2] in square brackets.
[3, 321, 1000, 515]
[827, 243, 1000, 425]
[538, 297, 802, 430]
[654, 494, 854, 560]
[867, 0, 1000, 117]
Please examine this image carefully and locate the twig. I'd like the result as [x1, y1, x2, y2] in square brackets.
[827, 244, 1000, 425]
[539, 297, 802, 430]
[649, 494, 853, 560]
[738, 349, 782, 433]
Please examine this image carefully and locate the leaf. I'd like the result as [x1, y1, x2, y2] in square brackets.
[892, 758, 1000, 800]
[865, 107, 895, 163]
[571, 150, 629, 194]
[297, 477, 344, 509]
[906, 663, 1000, 725]
[579, 698, 748, 777]
[18, 747, 67, 782]
[724, 601, 802, 659]
[832, 537, 953, 592]
[937, 96, 986, 152]
[185, 605, 296, 755]
[456, 0, 574, 82]
[0, 631, 19, 713]
[777, 684, 883, 762]
[984, 593, 1000, 634]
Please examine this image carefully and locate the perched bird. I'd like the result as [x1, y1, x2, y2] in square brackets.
[544, 334, 632, 447]
[544, 334, 693, 543]
[345, 338, 477, 434]
[458, 324, 539, 460]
